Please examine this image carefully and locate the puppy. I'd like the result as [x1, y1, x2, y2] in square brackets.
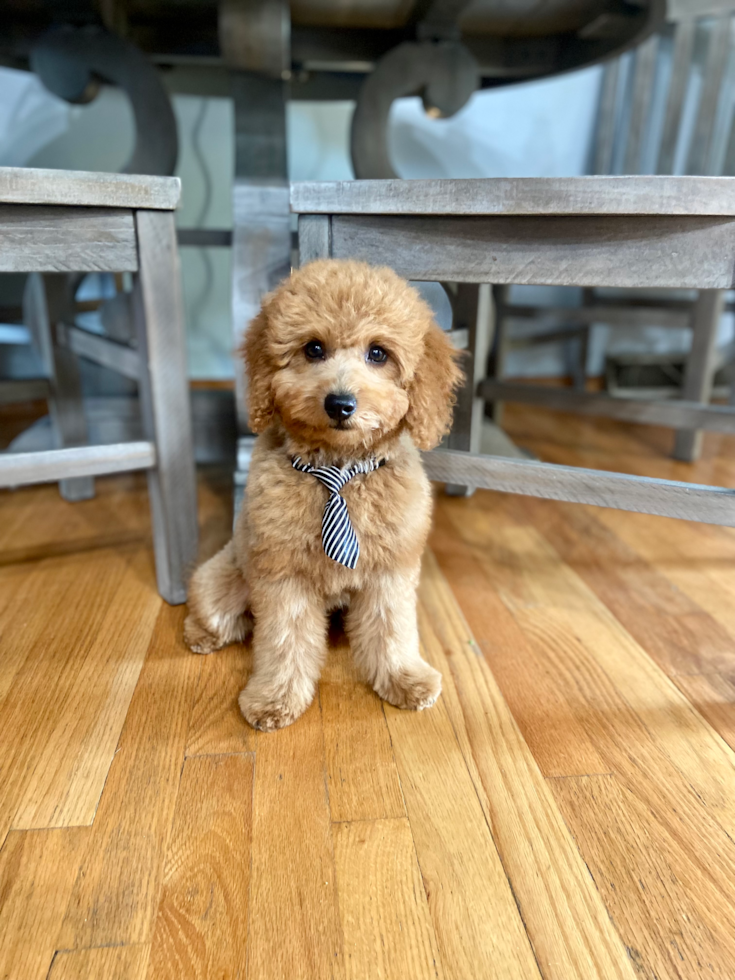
[184, 259, 463, 731]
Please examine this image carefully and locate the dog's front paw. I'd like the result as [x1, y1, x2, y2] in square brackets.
[184, 614, 220, 655]
[238, 684, 311, 731]
[377, 661, 442, 711]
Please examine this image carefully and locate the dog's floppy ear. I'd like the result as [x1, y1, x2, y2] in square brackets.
[404, 322, 464, 450]
[242, 310, 276, 433]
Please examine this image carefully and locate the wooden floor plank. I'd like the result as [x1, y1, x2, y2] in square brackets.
[429, 504, 611, 779]
[383, 683, 542, 980]
[48, 945, 151, 980]
[12, 549, 162, 829]
[0, 549, 132, 842]
[434, 501, 735, 943]
[513, 495, 735, 676]
[441, 502, 735, 845]
[673, 672, 735, 754]
[186, 643, 255, 757]
[248, 699, 344, 980]
[418, 552, 637, 980]
[551, 773, 735, 980]
[595, 509, 735, 639]
[58, 605, 201, 949]
[0, 827, 89, 980]
[333, 818, 444, 980]
[146, 753, 253, 980]
[320, 641, 406, 823]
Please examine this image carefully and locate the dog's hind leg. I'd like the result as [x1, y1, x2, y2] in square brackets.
[184, 540, 252, 654]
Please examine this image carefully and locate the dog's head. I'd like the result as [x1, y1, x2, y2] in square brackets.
[243, 260, 463, 452]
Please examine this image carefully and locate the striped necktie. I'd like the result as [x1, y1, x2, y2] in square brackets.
[291, 455, 385, 569]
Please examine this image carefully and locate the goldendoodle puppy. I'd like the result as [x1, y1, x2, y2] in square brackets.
[184, 259, 463, 731]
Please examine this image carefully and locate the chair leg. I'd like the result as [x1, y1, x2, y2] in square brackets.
[446, 283, 494, 497]
[134, 210, 198, 604]
[23, 273, 94, 501]
[673, 289, 725, 463]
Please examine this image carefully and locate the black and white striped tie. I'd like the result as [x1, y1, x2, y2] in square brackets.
[291, 455, 385, 569]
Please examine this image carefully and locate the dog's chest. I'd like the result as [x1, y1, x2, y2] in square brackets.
[256, 463, 421, 562]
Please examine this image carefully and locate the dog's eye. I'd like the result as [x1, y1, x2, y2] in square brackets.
[367, 345, 388, 364]
[304, 340, 325, 360]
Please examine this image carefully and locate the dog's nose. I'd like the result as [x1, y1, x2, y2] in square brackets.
[324, 392, 357, 421]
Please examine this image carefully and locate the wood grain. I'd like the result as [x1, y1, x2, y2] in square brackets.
[146, 753, 253, 980]
[0, 549, 132, 841]
[330, 213, 735, 289]
[384, 682, 542, 979]
[0, 204, 138, 272]
[515, 496, 735, 676]
[58, 605, 201, 948]
[0, 827, 89, 980]
[0, 166, 180, 210]
[428, 505, 610, 777]
[48, 945, 151, 980]
[186, 643, 254, 756]
[12, 549, 162, 829]
[422, 448, 735, 527]
[320, 642, 405, 823]
[333, 818, 444, 980]
[480, 379, 735, 434]
[672, 672, 735, 755]
[442, 504, 735, 843]
[417, 551, 638, 980]
[291, 176, 735, 216]
[0, 441, 156, 487]
[248, 699, 344, 980]
[551, 773, 735, 980]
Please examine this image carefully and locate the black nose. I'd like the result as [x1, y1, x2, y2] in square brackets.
[324, 392, 357, 421]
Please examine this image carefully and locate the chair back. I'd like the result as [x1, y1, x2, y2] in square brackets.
[592, 14, 735, 176]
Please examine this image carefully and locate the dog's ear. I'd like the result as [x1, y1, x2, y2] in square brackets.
[404, 322, 464, 451]
[242, 310, 276, 433]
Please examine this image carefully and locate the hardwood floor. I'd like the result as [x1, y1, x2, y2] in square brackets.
[2, 403, 735, 980]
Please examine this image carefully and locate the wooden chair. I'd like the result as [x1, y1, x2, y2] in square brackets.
[495, 13, 735, 462]
[293, 176, 735, 526]
[0, 167, 197, 604]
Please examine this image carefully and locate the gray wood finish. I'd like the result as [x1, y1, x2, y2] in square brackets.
[592, 59, 621, 175]
[177, 228, 233, 248]
[299, 173, 735, 525]
[29, 28, 179, 177]
[230, 70, 291, 453]
[23, 272, 94, 501]
[291, 176, 735, 216]
[219, 0, 290, 75]
[134, 210, 198, 605]
[0, 205, 138, 273]
[350, 40, 478, 180]
[329, 213, 735, 288]
[57, 323, 141, 382]
[0, 441, 156, 488]
[657, 19, 696, 173]
[673, 288, 726, 460]
[481, 379, 735, 432]
[0, 167, 180, 210]
[422, 449, 735, 526]
[446, 283, 493, 496]
[687, 17, 732, 175]
[623, 35, 659, 174]
[501, 301, 691, 330]
[0, 378, 49, 405]
[297, 214, 332, 264]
